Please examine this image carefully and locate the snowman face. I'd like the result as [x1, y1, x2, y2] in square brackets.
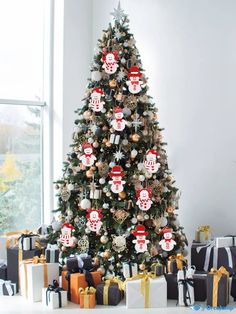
[63, 227, 71, 236]
[130, 76, 139, 82]
[115, 112, 123, 119]
[140, 190, 149, 200]
[92, 92, 101, 101]
[90, 211, 99, 220]
[137, 235, 145, 240]
[164, 232, 172, 239]
[112, 175, 122, 181]
[84, 147, 92, 155]
[146, 153, 156, 162]
[106, 53, 115, 63]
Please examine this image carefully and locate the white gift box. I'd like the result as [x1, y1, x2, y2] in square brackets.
[126, 276, 167, 308]
[20, 262, 59, 302]
[42, 287, 68, 309]
[122, 262, 138, 279]
[177, 267, 195, 306]
[0, 280, 17, 296]
[19, 235, 39, 251]
[215, 237, 236, 248]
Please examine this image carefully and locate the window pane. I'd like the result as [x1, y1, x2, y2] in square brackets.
[0, 0, 46, 101]
[0, 104, 42, 233]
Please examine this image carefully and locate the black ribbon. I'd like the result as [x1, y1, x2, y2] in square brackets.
[46, 280, 63, 308]
[65, 271, 72, 301]
[178, 268, 194, 307]
[129, 263, 133, 278]
[225, 235, 236, 247]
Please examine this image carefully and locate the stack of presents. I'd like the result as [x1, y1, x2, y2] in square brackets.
[0, 225, 235, 309]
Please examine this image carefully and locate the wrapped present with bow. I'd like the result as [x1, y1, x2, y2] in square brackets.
[195, 225, 211, 243]
[0, 279, 16, 296]
[122, 262, 138, 279]
[42, 280, 67, 309]
[126, 272, 167, 308]
[207, 266, 229, 307]
[61, 270, 101, 304]
[45, 244, 59, 263]
[215, 235, 236, 248]
[166, 253, 187, 274]
[19, 254, 59, 302]
[66, 253, 93, 273]
[177, 266, 195, 306]
[96, 277, 124, 306]
[0, 230, 28, 260]
[18, 231, 39, 251]
[79, 287, 96, 308]
[150, 261, 164, 276]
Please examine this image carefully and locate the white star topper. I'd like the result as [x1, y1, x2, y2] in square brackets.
[111, 1, 127, 23]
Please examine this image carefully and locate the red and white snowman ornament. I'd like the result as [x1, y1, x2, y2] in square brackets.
[111, 107, 126, 131]
[126, 66, 143, 94]
[59, 223, 75, 247]
[89, 88, 105, 112]
[136, 187, 153, 211]
[102, 51, 119, 74]
[132, 225, 150, 253]
[79, 142, 97, 167]
[144, 149, 160, 173]
[86, 208, 103, 232]
[159, 226, 176, 251]
[108, 165, 126, 193]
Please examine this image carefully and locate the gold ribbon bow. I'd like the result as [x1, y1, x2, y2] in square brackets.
[5, 229, 31, 249]
[79, 287, 96, 308]
[167, 253, 185, 272]
[209, 266, 229, 307]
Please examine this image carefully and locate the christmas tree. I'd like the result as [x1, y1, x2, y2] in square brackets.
[48, 3, 187, 276]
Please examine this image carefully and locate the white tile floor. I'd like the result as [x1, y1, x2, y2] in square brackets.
[1, 296, 236, 314]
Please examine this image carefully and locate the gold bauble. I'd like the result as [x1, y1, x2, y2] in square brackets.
[103, 250, 111, 259]
[86, 170, 94, 178]
[118, 191, 126, 199]
[102, 125, 108, 131]
[109, 79, 117, 88]
[139, 263, 146, 271]
[166, 175, 172, 182]
[83, 110, 91, 120]
[166, 206, 174, 213]
[115, 92, 123, 101]
[93, 256, 100, 266]
[102, 138, 108, 144]
[90, 166, 96, 171]
[105, 142, 112, 147]
[131, 133, 140, 142]
[93, 141, 99, 148]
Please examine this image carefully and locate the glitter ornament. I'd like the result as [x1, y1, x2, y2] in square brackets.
[100, 235, 109, 244]
[60, 187, 71, 202]
[112, 235, 126, 252]
[77, 235, 89, 253]
[80, 198, 91, 210]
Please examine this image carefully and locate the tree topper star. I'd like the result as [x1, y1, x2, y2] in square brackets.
[111, 1, 127, 23]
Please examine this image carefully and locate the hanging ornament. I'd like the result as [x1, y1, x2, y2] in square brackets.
[98, 162, 109, 177]
[103, 250, 111, 259]
[159, 226, 176, 251]
[80, 198, 91, 209]
[136, 187, 153, 211]
[51, 218, 62, 231]
[118, 191, 126, 199]
[89, 182, 102, 199]
[112, 235, 126, 252]
[132, 225, 150, 253]
[60, 187, 71, 202]
[109, 79, 117, 88]
[126, 66, 143, 94]
[79, 142, 97, 167]
[131, 149, 138, 159]
[89, 88, 105, 112]
[113, 150, 125, 161]
[108, 165, 126, 193]
[77, 235, 89, 253]
[86, 208, 103, 233]
[109, 134, 120, 145]
[101, 50, 119, 74]
[100, 235, 109, 244]
[144, 149, 160, 173]
[59, 223, 75, 247]
[130, 133, 140, 142]
[75, 216, 86, 229]
[113, 209, 129, 224]
[111, 107, 127, 131]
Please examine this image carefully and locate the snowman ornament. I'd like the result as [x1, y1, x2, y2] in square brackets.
[144, 149, 160, 173]
[86, 208, 103, 232]
[132, 225, 150, 253]
[79, 142, 96, 167]
[111, 107, 127, 131]
[159, 227, 176, 251]
[59, 223, 75, 247]
[126, 66, 143, 94]
[108, 165, 126, 193]
[89, 88, 105, 112]
[102, 51, 119, 74]
[136, 188, 153, 211]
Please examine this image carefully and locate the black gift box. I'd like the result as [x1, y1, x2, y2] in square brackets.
[66, 255, 93, 273]
[7, 247, 41, 292]
[0, 264, 7, 280]
[45, 249, 59, 263]
[165, 273, 178, 299]
[207, 270, 229, 306]
[151, 263, 164, 276]
[96, 283, 123, 305]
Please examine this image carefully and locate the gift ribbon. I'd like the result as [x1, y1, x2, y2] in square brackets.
[79, 287, 96, 308]
[167, 253, 185, 273]
[224, 235, 236, 247]
[0, 279, 14, 296]
[5, 230, 30, 248]
[47, 244, 59, 263]
[178, 268, 194, 306]
[102, 277, 125, 305]
[46, 281, 63, 308]
[209, 266, 229, 307]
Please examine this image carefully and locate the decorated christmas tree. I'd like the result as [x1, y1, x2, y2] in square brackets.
[48, 3, 187, 276]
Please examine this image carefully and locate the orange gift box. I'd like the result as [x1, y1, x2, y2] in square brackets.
[79, 287, 96, 308]
[61, 271, 101, 304]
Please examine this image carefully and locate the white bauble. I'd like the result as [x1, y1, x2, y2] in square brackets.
[91, 71, 102, 81]
[88, 137, 93, 143]
[137, 163, 144, 171]
[139, 175, 145, 182]
[99, 178, 106, 184]
[80, 198, 91, 209]
[67, 184, 74, 191]
[109, 162, 115, 168]
[122, 139, 129, 146]
[160, 217, 168, 227]
[85, 228, 91, 234]
[101, 108, 106, 113]
[52, 220, 62, 231]
[131, 149, 138, 158]
[100, 235, 109, 244]
[102, 203, 109, 209]
[131, 217, 138, 224]
[123, 107, 131, 116]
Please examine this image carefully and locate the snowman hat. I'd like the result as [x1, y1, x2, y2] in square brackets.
[136, 187, 152, 198]
[102, 50, 119, 61]
[160, 226, 172, 235]
[82, 142, 93, 150]
[93, 88, 104, 95]
[133, 225, 148, 236]
[108, 165, 125, 177]
[113, 106, 123, 113]
[128, 66, 142, 78]
[146, 149, 159, 156]
[62, 223, 75, 230]
[86, 208, 103, 219]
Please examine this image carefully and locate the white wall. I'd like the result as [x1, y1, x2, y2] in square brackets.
[62, 0, 236, 245]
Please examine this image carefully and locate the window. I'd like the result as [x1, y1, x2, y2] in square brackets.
[0, 0, 52, 233]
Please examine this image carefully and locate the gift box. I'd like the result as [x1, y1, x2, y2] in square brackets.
[96, 279, 124, 306]
[0, 231, 22, 260]
[215, 236, 236, 248]
[19, 256, 59, 302]
[229, 273, 236, 302]
[177, 267, 195, 306]
[165, 273, 178, 300]
[207, 266, 229, 307]
[61, 270, 101, 304]
[0, 261, 7, 280]
[79, 287, 96, 308]
[0, 280, 16, 296]
[66, 254, 93, 273]
[122, 262, 138, 279]
[18, 233, 39, 251]
[45, 244, 59, 263]
[42, 281, 67, 309]
[195, 225, 211, 243]
[7, 247, 41, 292]
[151, 262, 164, 276]
[126, 275, 167, 308]
[167, 254, 186, 274]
